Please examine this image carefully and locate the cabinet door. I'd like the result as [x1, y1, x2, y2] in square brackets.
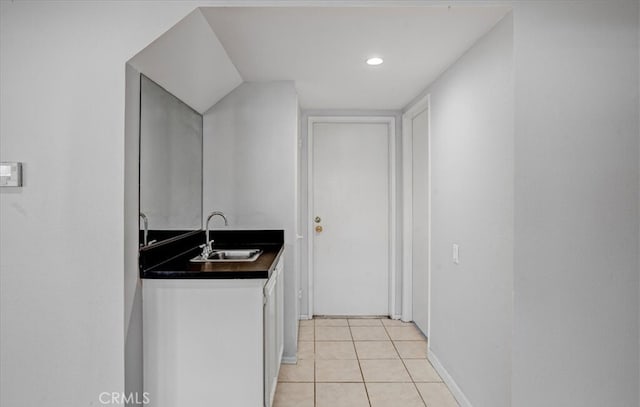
[264, 274, 277, 407]
[276, 259, 284, 362]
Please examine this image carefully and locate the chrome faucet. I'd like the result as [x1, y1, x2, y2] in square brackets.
[202, 211, 228, 257]
[139, 212, 149, 247]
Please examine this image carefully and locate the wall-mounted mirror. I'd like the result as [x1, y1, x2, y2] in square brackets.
[139, 74, 203, 247]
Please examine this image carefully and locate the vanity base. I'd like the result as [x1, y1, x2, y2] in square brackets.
[143, 279, 265, 407]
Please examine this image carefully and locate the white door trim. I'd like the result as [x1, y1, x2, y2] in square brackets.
[401, 95, 431, 327]
[307, 116, 397, 318]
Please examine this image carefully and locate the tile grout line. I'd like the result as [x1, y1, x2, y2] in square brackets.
[349, 320, 373, 407]
[384, 321, 430, 407]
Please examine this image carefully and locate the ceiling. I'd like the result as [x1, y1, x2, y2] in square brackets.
[201, 6, 511, 110]
[129, 9, 242, 113]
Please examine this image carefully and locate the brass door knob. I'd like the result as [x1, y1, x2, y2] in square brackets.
[315, 225, 323, 233]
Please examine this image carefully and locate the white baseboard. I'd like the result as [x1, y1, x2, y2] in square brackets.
[392, 314, 402, 320]
[428, 348, 473, 407]
[299, 315, 311, 320]
[281, 355, 297, 364]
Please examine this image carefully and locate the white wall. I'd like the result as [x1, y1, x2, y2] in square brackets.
[405, 3, 640, 406]
[405, 14, 514, 407]
[202, 81, 300, 359]
[124, 63, 144, 404]
[512, 1, 640, 406]
[0, 2, 202, 406]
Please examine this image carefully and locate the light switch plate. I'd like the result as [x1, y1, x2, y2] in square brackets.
[0, 162, 22, 187]
[452, 243, 459, 265]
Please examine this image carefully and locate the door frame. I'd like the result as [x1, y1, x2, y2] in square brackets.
[307, 116, 397, 318]
[401, 95, 431, 333]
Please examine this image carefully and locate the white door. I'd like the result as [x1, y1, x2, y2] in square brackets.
[411, 108, 429, 335]
[312, 121, 390, 316]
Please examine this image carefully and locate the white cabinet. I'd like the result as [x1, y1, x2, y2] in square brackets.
[143, 254, 284, 407]
[276, 258, 284, 366]
[263, 258, 284, 407]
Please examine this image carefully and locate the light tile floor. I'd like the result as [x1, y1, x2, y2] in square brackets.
[274, 317, 459, 407]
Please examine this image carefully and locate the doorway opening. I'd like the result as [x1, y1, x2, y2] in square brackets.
[306, 116, 397, 318]
[402, 95, 431, 336]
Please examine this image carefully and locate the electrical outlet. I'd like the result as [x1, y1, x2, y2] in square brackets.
[452, 244, 459, 265]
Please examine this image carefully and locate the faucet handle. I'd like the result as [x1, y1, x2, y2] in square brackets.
[199, 240, 215, 258]
[200, 241, 213, 249]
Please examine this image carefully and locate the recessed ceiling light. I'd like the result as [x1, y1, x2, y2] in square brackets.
[366, 57, 384, 66]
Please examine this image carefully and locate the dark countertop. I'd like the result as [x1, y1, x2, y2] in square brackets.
[140, 230, 284, 280]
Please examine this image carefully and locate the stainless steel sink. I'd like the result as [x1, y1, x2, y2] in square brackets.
[190, 249, 263, 263]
